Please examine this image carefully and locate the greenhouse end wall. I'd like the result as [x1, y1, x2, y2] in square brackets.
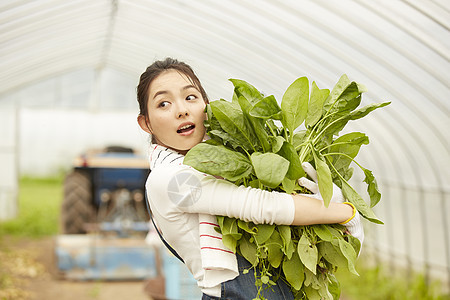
[0, 106, 19, 220]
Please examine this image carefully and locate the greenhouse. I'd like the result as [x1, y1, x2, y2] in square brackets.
[0, 0, 449, 299]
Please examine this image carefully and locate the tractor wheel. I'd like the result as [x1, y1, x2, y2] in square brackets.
[61, 169, 96, 234]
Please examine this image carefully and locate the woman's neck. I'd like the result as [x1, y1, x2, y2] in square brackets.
[154, 142, 189, 156]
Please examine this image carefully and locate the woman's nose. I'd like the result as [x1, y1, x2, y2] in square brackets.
[176, 103, 189, 118]
[178, 111, 188, 118]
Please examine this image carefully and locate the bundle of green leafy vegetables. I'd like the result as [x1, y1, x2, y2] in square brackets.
[184, 74, 390, 299]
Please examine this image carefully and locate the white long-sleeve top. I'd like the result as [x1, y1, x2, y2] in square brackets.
[145, 144, 295, 297]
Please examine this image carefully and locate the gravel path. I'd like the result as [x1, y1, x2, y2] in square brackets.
[0, 236, 153, 300]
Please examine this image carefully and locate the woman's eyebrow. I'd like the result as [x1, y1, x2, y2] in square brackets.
[153, 90, 168, 99]
[182, 84, 198, 91]
[152, 85, 198, 99]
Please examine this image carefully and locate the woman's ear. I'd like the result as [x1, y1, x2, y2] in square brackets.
[137, 115, 152, 134]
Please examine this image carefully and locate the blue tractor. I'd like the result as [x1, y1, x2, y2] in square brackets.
[56, 146, 157, 280]
[60, 146, 150, 235]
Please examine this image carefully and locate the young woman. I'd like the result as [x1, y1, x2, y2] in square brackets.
[137, 58, 363, 299]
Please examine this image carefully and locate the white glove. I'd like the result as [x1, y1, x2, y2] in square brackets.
[340, 203, 364, 247]
[297, 162, 345, 203]
[298, 162, 364, 246]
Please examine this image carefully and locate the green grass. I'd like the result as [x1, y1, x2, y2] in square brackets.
[337, 258, 450, 300]
[0, 176, 64, 299]
[0, 176, 63, 238]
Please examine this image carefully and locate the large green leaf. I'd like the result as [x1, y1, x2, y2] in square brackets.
[305, 81, 329, 128]
[230, 78, 264, 104]
[281, 177, 295, 194]
[250, 152, 290, 188]
[239, 234, 258, 266]
[281, 77, 309, 133]
[221, 217, 241, 239]
[328, 273, 341, 300]
[207, 129, 242, 150]
[317, 81, 363, 145]
[184, 143, 252, 181]
[327, 82, 362, 116]
[210, 99, 258, 152]
[328, 132, 369, 174]
[205, 104, 222, 133]
[222, 233, 238, 253]
[362, 167, 381, 207]
[292, 130, 308, 151]
[269, 136, 285, 153]
[326, 224, 346, 239]
[278, 225, 295, 259]
[298, 234, 318, 275]
[217, 217, 241, 253]
[282, 250, 304, 291]
[338, 239, 358, 276]
[204, 105, 237, 147]
[349, 101, 391, 121]
[317, 240, 348, 270]
[318, 276, 334, 300]
[266, 230, 284, 268]
[277, 141, 305, 180]
[237, 95, 270, 152]
[341, 180, 383, 224]
[312, 225, 333, 242]
[346, 235, 362, 257]
[313, 150, 333, 206]
[321, 101, 391, 139]
[304, 285, 322, 300]
[254, 224, 275, 245]
[237, 220, 257, 234]
[249, 95, 283, 120]
[340, 167, 354, 182]
[322, 74, 351, 113]
[304, 268, 321, 289]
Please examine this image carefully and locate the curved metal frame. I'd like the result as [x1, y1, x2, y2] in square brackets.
[0, 0, 448, 291]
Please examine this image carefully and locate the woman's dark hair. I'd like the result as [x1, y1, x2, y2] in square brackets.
[136, 58, 209, 122]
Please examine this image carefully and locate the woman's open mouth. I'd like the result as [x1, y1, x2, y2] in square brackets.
[177, 123, 195, 135]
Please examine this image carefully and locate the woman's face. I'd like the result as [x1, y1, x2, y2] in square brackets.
[139, 69, 207, 153]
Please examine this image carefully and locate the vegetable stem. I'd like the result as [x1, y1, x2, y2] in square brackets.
[296, 111, 339, 162]
[312, 113, 346, 145]
[283, 127, 289, 141]
[322, 152, 364, 170]
[319, 142, 350, 153]
[267, 120, 277, 137]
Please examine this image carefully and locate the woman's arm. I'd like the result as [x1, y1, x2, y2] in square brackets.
[291, 194, 353, 225]
[149, 164, 354, 226]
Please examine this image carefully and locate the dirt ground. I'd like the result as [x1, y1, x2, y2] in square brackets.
[0, 236, 155, 300]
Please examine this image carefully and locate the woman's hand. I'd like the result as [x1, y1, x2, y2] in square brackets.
[297, 162, 364, 245]
[297, 162, 345, 203]
[340, 206, 365, 246]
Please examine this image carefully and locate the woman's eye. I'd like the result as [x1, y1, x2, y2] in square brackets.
[186, 95, 197, 101]
[158, 101, 169, 108]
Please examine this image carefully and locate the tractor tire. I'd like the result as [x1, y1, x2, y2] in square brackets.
[61, 169, 96, 234]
